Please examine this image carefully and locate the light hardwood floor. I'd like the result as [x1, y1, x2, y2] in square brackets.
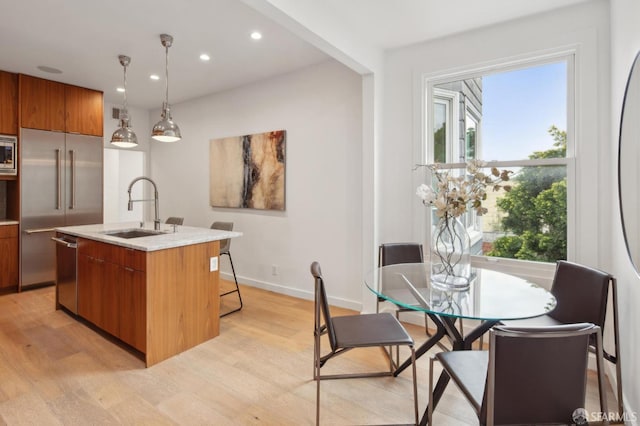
[0, 281, 616, 425]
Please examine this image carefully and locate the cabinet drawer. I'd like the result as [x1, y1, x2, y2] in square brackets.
[118, 246, 146, 271]
[0, 224, 18, 238]
[77, 238, 145, 271]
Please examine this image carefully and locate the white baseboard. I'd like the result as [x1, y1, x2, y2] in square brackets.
[220, 272, 363, 311]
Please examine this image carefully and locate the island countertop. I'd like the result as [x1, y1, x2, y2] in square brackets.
[56, 222, 242, 252]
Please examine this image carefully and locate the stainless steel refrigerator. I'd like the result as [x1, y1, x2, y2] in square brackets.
[20, 128, 103, 290]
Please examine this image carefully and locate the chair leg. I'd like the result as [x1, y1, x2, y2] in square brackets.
[411, 346, 419, 425]
[611, 278, 624, 417]
[428, 356, 435, 425]
[594, 329, 609, 419]
[220, 252, 243, 317]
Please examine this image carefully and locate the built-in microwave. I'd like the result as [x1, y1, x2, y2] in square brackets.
[0, 135, 17, 175]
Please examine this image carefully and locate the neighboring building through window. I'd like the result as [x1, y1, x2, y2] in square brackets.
[426, 59, 571, 264]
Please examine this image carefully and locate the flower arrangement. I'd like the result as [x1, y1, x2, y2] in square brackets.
[416, 159, 513, 219]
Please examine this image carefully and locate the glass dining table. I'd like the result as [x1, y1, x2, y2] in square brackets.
[365, 262, 557, 425]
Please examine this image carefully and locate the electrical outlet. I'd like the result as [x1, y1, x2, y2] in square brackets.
[210, 256, 218, 272]
[272, 264, 278, 276]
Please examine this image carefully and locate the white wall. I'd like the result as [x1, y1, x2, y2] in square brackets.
[103, 103, 152, 223]
[610, 0, 640, 418]
[148, 60, 364, 308]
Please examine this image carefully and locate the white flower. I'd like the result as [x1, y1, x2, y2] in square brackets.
[416, 183, 436, 204]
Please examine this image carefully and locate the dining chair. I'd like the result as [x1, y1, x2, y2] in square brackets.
[500, 260, 623, 417]
[211, 221, 243, 317]
[428, 323, 608, 425]
[165, 216, 184, 225]
[311, 261, 418, 426]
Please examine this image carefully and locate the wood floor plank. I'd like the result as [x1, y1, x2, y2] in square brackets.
[0, 283, 618, 425]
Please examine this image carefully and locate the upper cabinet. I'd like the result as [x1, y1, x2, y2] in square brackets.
[65, 84, 103, 136]
[19, 74, 103, 136]
[20, 74, 65, 132]
[0, 71, 18, 135]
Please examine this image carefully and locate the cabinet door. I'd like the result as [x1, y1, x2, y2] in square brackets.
[100, 261, 120, 337]
[0, 71, 18, 135]
[77, 255, 101, 325]
[0, 235, 18, 288]
[119, 267, 146, 352]
[65, 85, 103, 136]
[20, 75, 65, 132]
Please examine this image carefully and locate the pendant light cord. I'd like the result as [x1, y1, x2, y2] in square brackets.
[164, 44, 170, 108]
[123, 62, 128, 113]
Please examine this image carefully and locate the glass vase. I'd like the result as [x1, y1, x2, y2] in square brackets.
[430, 215, 471, 290]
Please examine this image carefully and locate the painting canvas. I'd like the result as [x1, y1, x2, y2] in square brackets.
[209, 130, 286, 210]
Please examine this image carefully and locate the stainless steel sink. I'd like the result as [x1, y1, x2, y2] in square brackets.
[102, 229, 166, 239]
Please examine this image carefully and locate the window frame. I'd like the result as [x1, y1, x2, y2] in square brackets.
[421, 53, 576, 273]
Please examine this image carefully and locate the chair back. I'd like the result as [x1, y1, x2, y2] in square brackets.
[482, 323, 597, 425]
[310, 262, 338, 351]
[550, 260, 611, 329]
[211, 221, 233, 253]
[378, 243, 423, 267]
[165, 216, 184, 225]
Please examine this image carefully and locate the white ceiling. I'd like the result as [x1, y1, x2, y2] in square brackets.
[0, 0, 593, 110]
[319, 0, 594, 50]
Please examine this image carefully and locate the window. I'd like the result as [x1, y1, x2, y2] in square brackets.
[425, 58, 572, 264]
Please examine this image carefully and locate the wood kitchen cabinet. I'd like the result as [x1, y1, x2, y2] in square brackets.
[119, 266, 146, 352]
[0, 71, 18, 135]
[19, 74, 103, 136]
[0, 225, 18, 289]
[77, 238, 147, 352]
[65, 84, 104, 136]
[20, 74, 66, 132]
[71, 234, 220, 366]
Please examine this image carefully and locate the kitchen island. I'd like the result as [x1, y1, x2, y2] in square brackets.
[55, 222, 242, 367]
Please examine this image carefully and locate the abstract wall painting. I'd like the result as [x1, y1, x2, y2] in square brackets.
[209, 130, 286, 211]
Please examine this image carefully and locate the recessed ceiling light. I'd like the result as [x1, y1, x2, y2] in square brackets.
[200, 53, 211, 61]
[150, 74, 160, 81]
[250, 31, 262, 40]
[116, 87, 125, 93]
[37, 65, 63, 74]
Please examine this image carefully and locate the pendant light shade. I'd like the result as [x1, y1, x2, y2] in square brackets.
[152, 34, 181, 142]
[111, 55, 138, 148]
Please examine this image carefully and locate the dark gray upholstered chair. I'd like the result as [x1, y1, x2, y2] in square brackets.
[165, 216, 184, 225]
[428, 323, 608, 425]
[501, 260, 623, 417]
[311, 261, 418, 426]
[211, 221, 242, 317]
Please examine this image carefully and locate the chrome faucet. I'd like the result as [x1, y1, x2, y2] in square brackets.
[127, 176, 161, 230]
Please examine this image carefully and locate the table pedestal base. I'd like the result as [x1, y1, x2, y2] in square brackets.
[394, 314, 498, 426]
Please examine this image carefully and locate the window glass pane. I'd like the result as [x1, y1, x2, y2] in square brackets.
[465, 113, 477, 160]
[433, 61, 567, 163]
[482, 62, 567, 161]
[480, 165, 567, 262]
[434, 102, 447, 163]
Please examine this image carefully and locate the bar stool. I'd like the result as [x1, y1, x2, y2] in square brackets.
[211, 221, 243, 317]
[165, 217, 184, 225]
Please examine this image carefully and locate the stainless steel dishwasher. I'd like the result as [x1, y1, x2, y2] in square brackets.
[52, 235, 78, 314]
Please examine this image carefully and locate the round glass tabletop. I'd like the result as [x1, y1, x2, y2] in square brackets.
[365, 263, 557, 321]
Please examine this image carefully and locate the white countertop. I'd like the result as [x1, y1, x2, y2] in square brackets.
[0, 220, 19, 226]
[56, 222, 242, 252]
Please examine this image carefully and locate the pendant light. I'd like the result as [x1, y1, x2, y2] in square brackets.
[111, 55, 138, 148]
[152, 34, 181, 142]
